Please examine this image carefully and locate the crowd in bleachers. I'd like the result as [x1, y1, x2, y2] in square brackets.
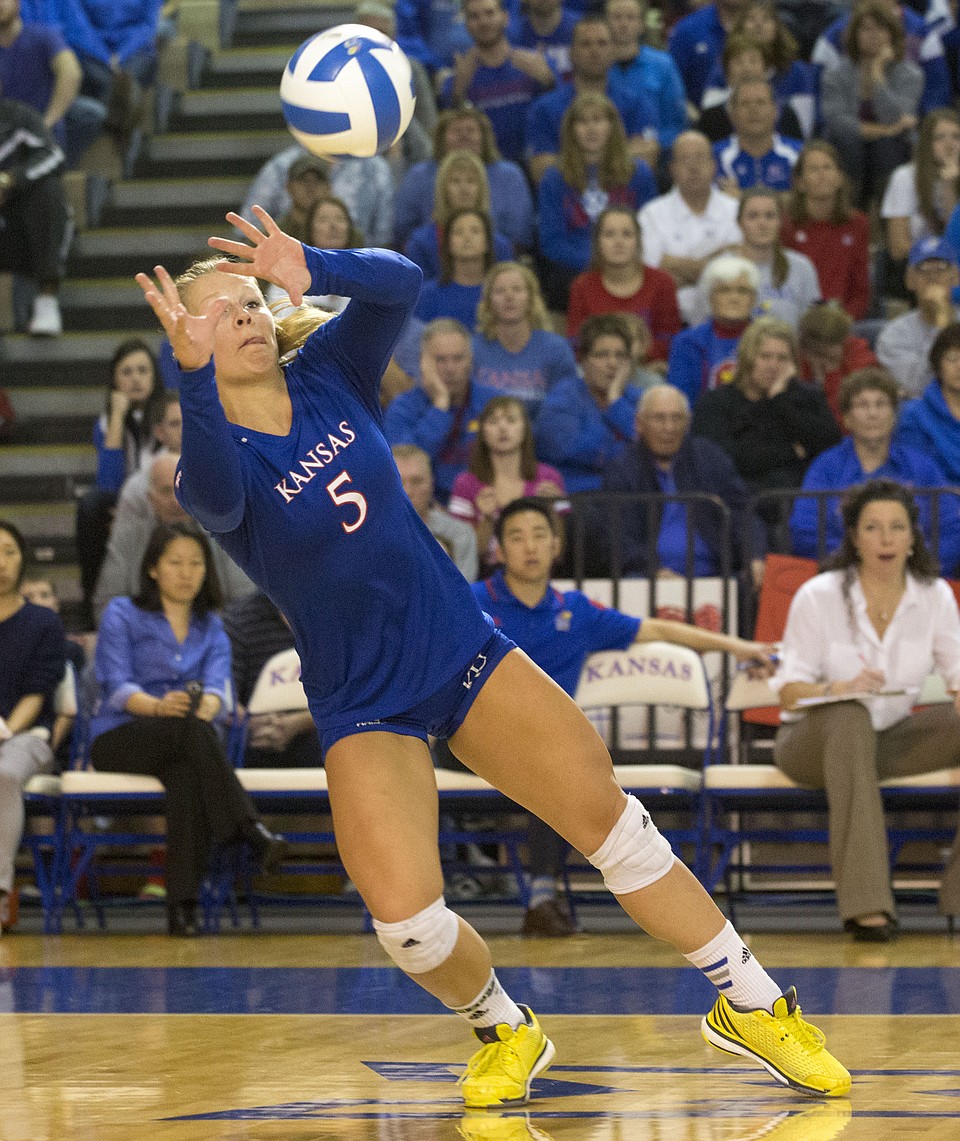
[6, 0, 960, 932]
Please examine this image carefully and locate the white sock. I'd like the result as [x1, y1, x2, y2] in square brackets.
[684, 921, 782, 1013]
[450, 969, 525, 1038]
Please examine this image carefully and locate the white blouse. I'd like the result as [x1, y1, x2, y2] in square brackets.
[769, 570, 960, 730]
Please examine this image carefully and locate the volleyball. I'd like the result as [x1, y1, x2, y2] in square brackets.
[279, 24, 416, 158]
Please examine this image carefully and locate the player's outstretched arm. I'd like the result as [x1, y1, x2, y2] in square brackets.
[209, 206, 311, 305]
[135, 264, 226, 372]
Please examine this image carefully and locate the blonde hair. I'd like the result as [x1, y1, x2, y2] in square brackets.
[475, 261, 549, 339]
[732, 315, 798, 387]
[558, 92, 634, 194]
[175, 258, 335, 360]
[433, 150, 491, 225]
[433, 108, 501, 164]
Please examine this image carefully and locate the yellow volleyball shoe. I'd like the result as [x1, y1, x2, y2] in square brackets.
[459, 1005, 556, 1109]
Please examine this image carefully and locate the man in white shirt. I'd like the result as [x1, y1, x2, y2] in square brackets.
[638, 130, 741, 324]
[876, 235, 960, 398]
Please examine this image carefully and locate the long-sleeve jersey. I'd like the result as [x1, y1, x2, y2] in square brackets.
[174, 247, 493, 729]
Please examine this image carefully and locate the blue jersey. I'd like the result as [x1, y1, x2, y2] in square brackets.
[472, 569, 640, 696]
[712, 134, 801, 191]
[175, 246, 493, 728]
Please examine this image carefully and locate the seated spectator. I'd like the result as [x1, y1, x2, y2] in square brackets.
[566, 204, 681, 368]
[472, 495, 773, 935]
[882, 109, 960, 268]
[780, 141, 872, 319]
[472, 261, 578, 410]
[606, 0, 687, 152]
[75, 338, 165, 629]
[668, 0, 743, 110]
[266, 195, 361, 317]
[534, 313, 641, 493]
[103, 389, 181, 533]
[239, 145, 394, 247]
[791, 366, 960, 572]
[692, 316, 841, 550]
[713, 77, 802, 194]
[395, 0, 471, 72]
[405, 150, 513, 279]
[392, 444, 478, 580]
[0, 0, 105, 166]
[897, 321, 960, 483]
[0, 520, 66, 931]
[94, 452, 255, 620]
[89, 522, 285, 936]
[700, 35, 804, 146]
[450, 395, 566, 569]
[820, 1, 923, 208]
[275, 154, 332, 243]
[638, 131, 742, 325]
[599, 384, 765, 581]
[770, 480, 960, 941]
[20, 573, 85, 766]
[438, 0, 555, 165]
[508, 0, 578, 81]
[876, 236, 960, 397]
[666, 254, 758, 407]
[812, 0, 950, 117]
[620, 312, 667, 392]
[392, 107, 535, 252]
[384, 319, 499, 501]
[526, 14, 659, 184]
[0, 97, 69, 336]
[53, 0, 163, 145]
[798, 303, 879, 425]
[222, 591, 321, 770]
[538, 92, 658, 309]
[414, 207, 497, 326]
[691, 186, 820, 326]
[707, 0, 817, 137]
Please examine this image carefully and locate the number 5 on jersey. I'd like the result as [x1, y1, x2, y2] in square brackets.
[326, 471, 368, 533]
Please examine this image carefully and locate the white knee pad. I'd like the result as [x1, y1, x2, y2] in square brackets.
[373, 897, 460, 974]
[587, 794, 675, 895]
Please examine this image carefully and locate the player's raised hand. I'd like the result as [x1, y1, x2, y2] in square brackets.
[135, 264, 226, 372]
[209, 206, 311, 306]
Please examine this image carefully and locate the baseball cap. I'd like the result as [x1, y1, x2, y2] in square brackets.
[908, 235, 959, 267]
[288, 154, 332, 182]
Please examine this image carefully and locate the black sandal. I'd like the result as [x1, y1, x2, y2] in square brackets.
[844, 914, 896, 942]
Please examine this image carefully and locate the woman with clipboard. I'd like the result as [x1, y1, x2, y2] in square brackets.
[769, 479, 960, 941]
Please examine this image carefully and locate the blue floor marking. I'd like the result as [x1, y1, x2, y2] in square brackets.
[3, 965, 960, 1014]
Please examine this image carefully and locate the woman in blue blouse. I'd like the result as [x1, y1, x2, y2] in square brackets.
[75, 338, 165, 629]
[89, 521, 284, 935]
[536, 92, 657, 310]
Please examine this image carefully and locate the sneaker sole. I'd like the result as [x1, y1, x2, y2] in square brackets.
[700, 1014, 844, 1098]
[462, 1035, 557, 1109]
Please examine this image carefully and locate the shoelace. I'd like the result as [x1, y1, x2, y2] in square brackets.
[458, 1033, 526, 1084]
[778, 1008, 827, 1052]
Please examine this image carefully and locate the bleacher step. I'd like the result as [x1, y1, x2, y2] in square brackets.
[0, 333, 163, 387]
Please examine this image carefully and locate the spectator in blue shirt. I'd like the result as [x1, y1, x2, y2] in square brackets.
[527, 14, 659, 183]
[534, 313, 642, 493]
[393, 107, 535, 251]
[508, 0, 579, 80]
[472, 495, 772, 935]
[414, 207, 498, 327]
[396, 0, 472, 71]
[713, 77, 801, 193]
[472, 261, 579, 411]
[439, 0, 555, 164]
[537, 91, 658, 308]
[405, 150, 514, 280]
[384, 318, 500, 501]
[669, 0, 750, 108]
[791, 365, 960, 573]
[606, 0, 688, 150]
[88, 521, 285, 936]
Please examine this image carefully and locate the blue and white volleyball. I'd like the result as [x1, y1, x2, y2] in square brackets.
[280, 24, 415, 158]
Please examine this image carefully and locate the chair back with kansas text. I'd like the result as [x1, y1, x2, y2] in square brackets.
[246, 648, 308, 716]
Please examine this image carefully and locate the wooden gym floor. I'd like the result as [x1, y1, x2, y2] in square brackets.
[1, 914, 959, 1140]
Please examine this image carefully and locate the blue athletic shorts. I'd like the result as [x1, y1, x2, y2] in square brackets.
[319, 626, 517, 756]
